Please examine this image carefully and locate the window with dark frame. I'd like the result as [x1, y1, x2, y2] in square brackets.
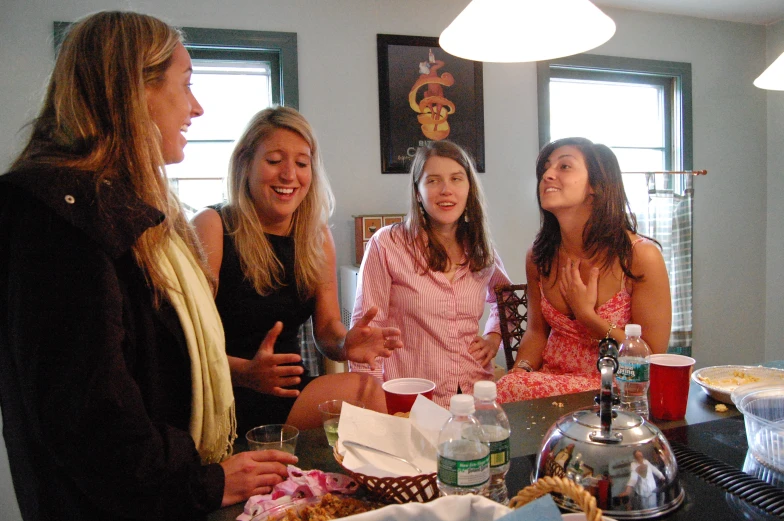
[537, 54, 694, 355]
[173, 27, 299, 215]
[53, 23, 299, 216]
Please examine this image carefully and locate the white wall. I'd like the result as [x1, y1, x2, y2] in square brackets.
[765, 20, 784, 364]
[0, 1, 777, 517]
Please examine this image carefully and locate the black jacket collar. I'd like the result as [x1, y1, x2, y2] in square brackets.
[0, 167, 164, 258]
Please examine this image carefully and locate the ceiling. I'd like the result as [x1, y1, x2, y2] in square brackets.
[593, 0, 784, 26]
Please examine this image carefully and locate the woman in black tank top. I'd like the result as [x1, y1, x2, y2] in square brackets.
[193, 107, 403, 434]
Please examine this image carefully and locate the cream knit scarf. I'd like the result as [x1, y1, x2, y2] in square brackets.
[159, 234, 236, 464]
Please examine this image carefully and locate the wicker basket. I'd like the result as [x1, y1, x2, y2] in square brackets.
[510, 476, 604, 521]
[333, 444, 439, 503]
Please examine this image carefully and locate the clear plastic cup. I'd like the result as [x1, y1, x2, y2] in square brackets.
[246, 424, 299, 454]
[317, 400, 364, 447]
[732, 384, 784, 473]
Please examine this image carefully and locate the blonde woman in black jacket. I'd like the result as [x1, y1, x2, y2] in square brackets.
[0, 11, 296, 520]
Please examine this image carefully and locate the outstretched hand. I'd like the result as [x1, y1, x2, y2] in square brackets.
[220, 449, 298, 506]
[239, 321, 304, 398]
[559, 259, 599, 321]
[343, 306, 403, 370]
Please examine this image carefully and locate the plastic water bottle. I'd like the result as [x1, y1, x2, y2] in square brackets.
[437, 394, 490, 497]
[617, 323, 651, 419]
[472, 381, 511, 504]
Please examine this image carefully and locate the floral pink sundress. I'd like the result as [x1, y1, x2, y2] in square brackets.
[496, 245, 641, 403]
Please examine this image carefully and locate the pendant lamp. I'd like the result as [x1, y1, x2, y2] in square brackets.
[754, 51, 784, 91]
[439, 0, 616, 63]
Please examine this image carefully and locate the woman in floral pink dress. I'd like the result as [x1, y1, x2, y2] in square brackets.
[497, 137, 671, 403]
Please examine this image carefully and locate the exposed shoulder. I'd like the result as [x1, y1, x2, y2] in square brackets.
[630, 235, 666, 272]
[191, 207, 223, 235]
[524, 245, 540, 281]
[191, 207, 224, 283]
[524, 245, 535, 265]
[321, 225, 336, 254]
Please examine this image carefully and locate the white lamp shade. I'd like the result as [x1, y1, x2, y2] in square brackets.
[439, 0, 616, 63]
[754, 51, 784, 91]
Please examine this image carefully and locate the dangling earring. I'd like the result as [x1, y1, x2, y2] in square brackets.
[464, 211, 470, 223]
[419, 202, 427, 220]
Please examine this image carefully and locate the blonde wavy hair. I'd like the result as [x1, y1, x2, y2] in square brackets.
[223, 106, 334, 298]
[11, 11, 207, 303]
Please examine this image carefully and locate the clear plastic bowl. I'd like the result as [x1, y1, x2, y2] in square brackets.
[732, 384, 784, 473]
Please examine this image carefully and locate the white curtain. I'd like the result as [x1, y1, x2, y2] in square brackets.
[634, 174, 693, 356]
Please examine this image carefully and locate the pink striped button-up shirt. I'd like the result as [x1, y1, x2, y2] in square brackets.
[348, 224, 511, 407]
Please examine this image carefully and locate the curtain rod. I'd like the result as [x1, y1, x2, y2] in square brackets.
[622, 170, 707, 176]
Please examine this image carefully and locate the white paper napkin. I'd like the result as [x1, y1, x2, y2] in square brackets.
[337, 396, 451, 477]
[338, 495, 511, 521]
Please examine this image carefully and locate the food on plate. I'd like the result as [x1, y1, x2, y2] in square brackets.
[714, 403, 729, 412]
[697, 369, 761, 391]
[282, 493, 384, 521]
[239, 466, 360, 521]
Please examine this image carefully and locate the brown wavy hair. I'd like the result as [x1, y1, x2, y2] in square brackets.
[11, 11, 206, 303]
[532, 137, 650, 281]
[399, 140, 494, 273]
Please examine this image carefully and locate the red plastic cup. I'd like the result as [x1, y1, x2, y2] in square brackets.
[381, 378, 436, 415]
[649, 354, 696, 420]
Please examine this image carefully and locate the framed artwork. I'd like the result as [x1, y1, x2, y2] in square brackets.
[377, 34, 485, 173]
[353, 214, 405, 265]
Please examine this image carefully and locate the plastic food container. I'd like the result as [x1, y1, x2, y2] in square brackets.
[731, 384, 784, 473]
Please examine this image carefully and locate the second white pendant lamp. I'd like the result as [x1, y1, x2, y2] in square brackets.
[439, 0, 616, 63]
[754, 51, 784, 91]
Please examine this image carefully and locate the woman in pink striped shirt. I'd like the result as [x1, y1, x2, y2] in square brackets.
[349, 141, 511, 407]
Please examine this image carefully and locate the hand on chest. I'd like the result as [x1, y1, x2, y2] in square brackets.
[543, 264, 625, 317]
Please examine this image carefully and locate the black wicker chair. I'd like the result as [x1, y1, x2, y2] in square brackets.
[494, 283, 529, 370]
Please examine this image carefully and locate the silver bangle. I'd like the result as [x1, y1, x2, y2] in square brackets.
[516, 360, 533, 372]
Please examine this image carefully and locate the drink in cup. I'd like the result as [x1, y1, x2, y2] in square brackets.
[324, 418, 339, 446]
[649, 354, 696, 420]
[246, 424, 299, 454]
[382, 378, 436, 415]
[317, 400, 365, 447]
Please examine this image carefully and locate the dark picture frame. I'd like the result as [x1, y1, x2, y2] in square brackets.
[377, 34, 485, 173]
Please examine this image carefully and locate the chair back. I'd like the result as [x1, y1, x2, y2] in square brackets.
[494, 283, 528, 370]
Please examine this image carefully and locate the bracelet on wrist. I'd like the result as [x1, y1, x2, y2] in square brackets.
[516, 359, 534, 372]
[604, 322, 617, 339]
[593, 322, 618, 343]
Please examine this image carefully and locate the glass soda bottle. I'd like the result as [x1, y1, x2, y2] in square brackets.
[616, 323, 651, 419]
[437, 394, 490, 497]
[472, 381, 511, 504]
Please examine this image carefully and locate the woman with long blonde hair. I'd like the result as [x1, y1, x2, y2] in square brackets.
[193, 106, 401, 434]
[0, 11, 297, 520]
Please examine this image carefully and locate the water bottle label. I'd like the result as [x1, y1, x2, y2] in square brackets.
[437, 455, 490, 487]
[617, 361, 649, 382]
[489, 438, 510, 468]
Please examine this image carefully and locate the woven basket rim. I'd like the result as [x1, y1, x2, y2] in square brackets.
[510, 476, 604, 521]
[333, 443, 439, 503]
